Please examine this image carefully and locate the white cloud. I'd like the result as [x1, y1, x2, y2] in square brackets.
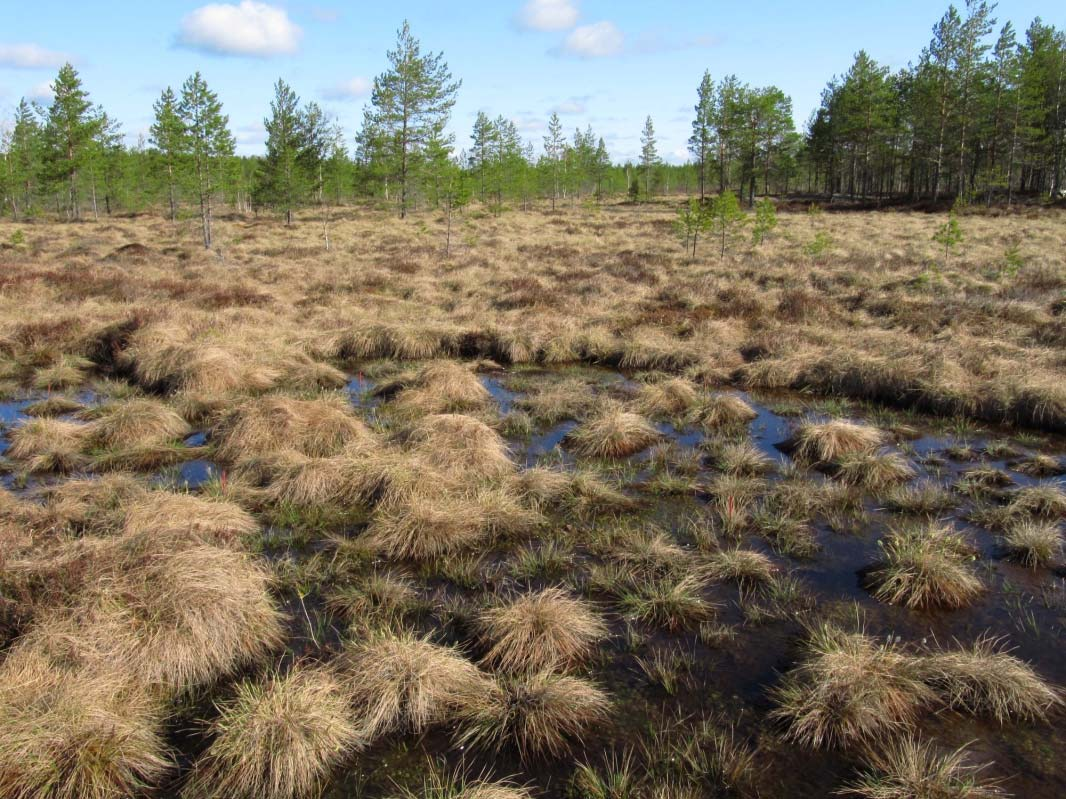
[550, 95, 589, 114]
[177, 1, 302, 57]
[0, 43, 73, 69]
[28, 81, 54, 103]
[322, 77, 371, 100]
[560, 21, 623, 58]
[517, 0, 579, 32]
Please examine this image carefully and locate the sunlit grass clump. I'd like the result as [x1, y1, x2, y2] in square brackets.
[341, 631, 494, 741]
[868, 523, 982, 609]
[771, 624, 934, 749]
[999, 519, 1063, 568]
[478, 588, 607, 673]
[459, 669, 610, 760]
[567, 407, 659, 458]
[790, 419, 883, 463]
[182, 666, 360, 799]
[840, 738, 1002, 799]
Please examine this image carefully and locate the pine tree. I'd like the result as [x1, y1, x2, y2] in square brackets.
[261, 79, 307, 225]
[150, 87, 184, 221]
[639, 116, 659, 200]
[543, 111, 565, 210]
[177, 72, 234, 249]
[3, 99, 41, 220]
[470, 111, 493, 202]
[41, 63, 102, 220]
[690, 70, 716, 201]
[366, 20, 460, 218]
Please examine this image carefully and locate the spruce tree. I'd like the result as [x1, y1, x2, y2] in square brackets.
[3, 99, 41, 220]
[543, 111, 565, 210]
[690, 70, 716, 201]
[261, 79, 306, 225]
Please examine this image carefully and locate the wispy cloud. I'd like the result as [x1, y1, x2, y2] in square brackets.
[558, 21, 624, 58]
[322, 77, 372, 100]
[0, 43, 73, 69]
[28, 81, 54, 103]
[177, 1, 302, 57]
[550, 95, 591, 114]
[516, 0, 579, 32]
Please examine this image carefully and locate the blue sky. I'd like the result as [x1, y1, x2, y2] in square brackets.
[1, 1, 1061, 163]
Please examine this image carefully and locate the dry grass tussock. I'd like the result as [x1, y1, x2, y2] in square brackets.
[869, 523, 983, 609]
[0, 650, 171, 799]
[122, 491, 260, 546]
[790, 420, 883, 463]
[567, 407, 660, 458]
[7, 417, 90, 472]
[82, 397, 191, 448]
[214, 393, 374, 462]
[478, 588, 608, 673]
[771, 624, 935, 749]
[406, 413, 514, 479]
[841, 738, 1003, 799]
[458, 669, 610, 760]
[340, 630, 495, 741]
[182, 665, 360, 799]
[390, 360, 492, 415]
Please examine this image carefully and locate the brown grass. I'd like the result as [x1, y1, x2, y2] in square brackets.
[182, 666, 360, 799]
[7, 417, 90, 472]
[82, 397, 191, 448]
[340, 630, 495, 741]
[868, 523, 983, 609]
[840, 738, 1002, 799]
[458, 669, 610, 760]
[478, 588, 608, 673]
[407, 413, 514, 479]
[771, 624, 934, 749]
[790, 420, 883, 463]
[567, 407, 660, 458]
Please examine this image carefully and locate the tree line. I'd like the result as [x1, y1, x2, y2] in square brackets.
[1, 3, 1063, 245]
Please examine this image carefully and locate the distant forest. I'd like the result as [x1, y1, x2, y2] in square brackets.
[1, 1, 1063, 229]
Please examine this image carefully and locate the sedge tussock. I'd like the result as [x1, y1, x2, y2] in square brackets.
[635, 378, 700, 417]
[182, 666, 360, 799]
[0, 652, 171, 799]
[999, 519, 1063, 568]
[771, 624, 934, 749]
[918, 636, 1061, 723]
[392, 360, 492, 415]
[82, 397, 191, 449]
[869, 523, 983, 609]
[122, 491, 259, 546]
[689, 393, 758, 430]
[7, 417, 90, 472]
[478, 588, 608, 673]
[458, 669, 610, 760]
[840, 737, 1003, 799]
[566, 408, 659, 459]
[340, 630, 495, 741]
[407, 413, 514, 479]
[214, 393, 375, 462]
[790, 419, 883, 463]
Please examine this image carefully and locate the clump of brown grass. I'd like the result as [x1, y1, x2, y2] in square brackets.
[478, 588, 607, 673]
[366, 489, 494, 560]
[7, 417, 89, 472]
[689, 393, 758, 430]
[23, 542, 284, 692]
[706, 548, 776, 586]
[840, 738, 1002, 799]
[326, 571, 417, 631]
[263, 449, 404, 508]
[1008, 483, 1066, 518]
[122, 491, 259, 546]
[24, 394, 84, 417]
[999, 519, 1063, 568]
[833, 451, 915, 490]
[1014, 453, 1064, 478]
[340, 630, 495, 741]
[636, 378, 700, 418]
[182, 666, 361, 799]
[790, 420, 883, 463]
[459, 670, 610, 760]
[32, 354, 93, 390]
[771, 624, 934, 749]
[707, 440, 774, 476]
[214, 394, 374, 462]
[507, 467, 572, 509]
[82, 398, 191, 449]
[392, 360, 491, 415]
[517, 378, 597, 424]
[408, 414, 514, 479]
[395, 766, 534, 799]
[618, 572, 715, 631]
[919, 636, 1061, 723]
[40, 472, 148, 535]
[868, 523, 983, 609]
[567, 407, 659, 459]
[0, 652, 171, 799]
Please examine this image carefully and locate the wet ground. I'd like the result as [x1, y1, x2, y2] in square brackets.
[2, 363, 1064, 798]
